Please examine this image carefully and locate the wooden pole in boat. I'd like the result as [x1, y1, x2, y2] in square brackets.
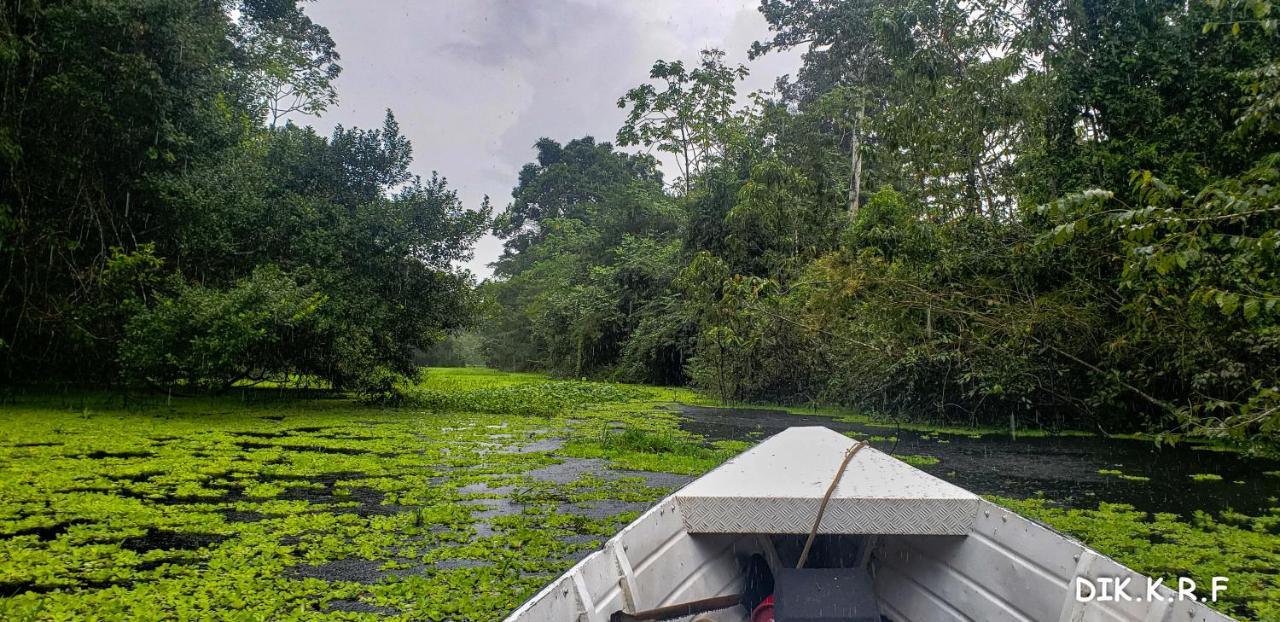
[796, 441, 868, 569]
[608, 594, 742, 622]
[609, 553, 773, 621]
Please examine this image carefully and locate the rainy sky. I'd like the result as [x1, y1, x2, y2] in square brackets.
[294, 0, 802, 279]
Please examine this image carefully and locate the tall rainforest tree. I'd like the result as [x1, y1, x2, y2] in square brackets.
[751, 0, 895, 214]
[616, 49, 749, 194]
[232, 1, 342, 126]
[482, 137, 682, 380]
[754, 0, 1032, 218]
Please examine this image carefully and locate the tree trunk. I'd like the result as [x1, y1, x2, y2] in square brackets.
[848, 94, 866, 217]
[965, 149, 982, 216]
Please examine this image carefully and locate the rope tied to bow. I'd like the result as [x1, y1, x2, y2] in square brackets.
[796, 441, 868, 569]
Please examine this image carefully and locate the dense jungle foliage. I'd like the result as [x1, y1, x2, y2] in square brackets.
[480, 0, 1280, 445]
[2, 0, 1277, 446]
[0, 0, 487, 395]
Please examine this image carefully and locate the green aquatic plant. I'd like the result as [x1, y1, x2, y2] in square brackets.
[560, 423, 746, 475]
[0, 370, 682, 620]
[896, 454, 940, 467]
[2, 368, 1279, 620]
[1189, 473, 1224, 482]
[1097, 469, 1151, 482]
[403, 375, 649, 417]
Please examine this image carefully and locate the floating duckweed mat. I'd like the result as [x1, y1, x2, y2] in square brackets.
[0, 370, 700, 620]
[2, 369, 1277, 620]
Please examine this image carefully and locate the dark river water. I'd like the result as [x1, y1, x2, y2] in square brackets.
[675, 405, 1280, 517]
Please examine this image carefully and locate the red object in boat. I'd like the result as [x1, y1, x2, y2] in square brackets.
[750, 595, 775, 622]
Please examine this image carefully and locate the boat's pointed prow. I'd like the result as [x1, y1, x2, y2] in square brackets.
[506, 425, 1239, 622]
[674, 426, 980, 535]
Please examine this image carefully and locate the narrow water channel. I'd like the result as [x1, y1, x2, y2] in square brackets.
[676, 404, 1280, 517]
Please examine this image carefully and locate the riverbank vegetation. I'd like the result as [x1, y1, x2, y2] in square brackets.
[2, 1, 1276, 445]
[0, 1, 486, 397]
[479, 0, 1280, 447]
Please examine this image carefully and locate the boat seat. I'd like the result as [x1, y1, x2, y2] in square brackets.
[774, 567, 881, 622]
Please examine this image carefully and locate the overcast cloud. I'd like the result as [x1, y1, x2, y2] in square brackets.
[296, 0, 801, 279]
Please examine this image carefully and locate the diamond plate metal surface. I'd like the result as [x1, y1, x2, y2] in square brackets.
[674, 427, 980, 535]
[678, 496, 979, 534]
